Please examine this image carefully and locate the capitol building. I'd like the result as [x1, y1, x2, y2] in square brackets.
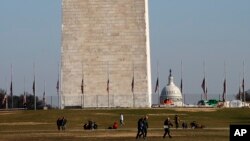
[160, 70, 183, 106]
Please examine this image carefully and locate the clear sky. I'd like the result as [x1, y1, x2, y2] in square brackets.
[0, 0, 249, 105]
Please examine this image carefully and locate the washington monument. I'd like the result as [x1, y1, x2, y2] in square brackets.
[61, 0, 151, 108]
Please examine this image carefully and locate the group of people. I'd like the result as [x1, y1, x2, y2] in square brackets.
[136, 115, 149, 139]
[109, 113, 125, 129]
[83, 120, 98, 130]
[134, 114, 179, 139]
[163, 114, 189, 138]
[56, 117, 67, 131]
[163, 114, 206, 138]
[55, 114, 202, 139]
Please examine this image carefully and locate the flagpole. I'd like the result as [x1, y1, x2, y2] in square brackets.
[57, 62, 60, 109]
[10, 64, 13, 109]
[181, 60, 184, 106]
[5, 77, 8, 109]
[224, 61, 227, 102]
[24, 76, 25, 105]
[43, 80, 46, 109]
[243, 61, 245, 106]
[157, 61, 160, 104]
[107, 62, 110, 108]
[24, 76, 27, 108]
[33, 63, 36, 111]
[203, 61, 207, 100]
[81, 61, 84, 108]
[239, 73, 242, 101]
[131, 62, 135, 108]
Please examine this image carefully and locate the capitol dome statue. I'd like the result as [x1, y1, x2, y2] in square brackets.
[160, 69, 183, 106]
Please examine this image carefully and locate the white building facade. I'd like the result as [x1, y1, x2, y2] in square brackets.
[160, 70, 183, 106]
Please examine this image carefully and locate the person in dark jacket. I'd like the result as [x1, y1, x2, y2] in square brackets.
[163, 117, 173, 138]
[182, 121, 188, 129]
[56, 117, 61, 131]
[174, 114, 180, 129]
[136, 117, 144, 139]
[61, 117, 67, 131]
[142, 115, 149, 139]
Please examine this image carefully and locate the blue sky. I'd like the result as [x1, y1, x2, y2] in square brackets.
[149, 0, 250, 103]
[0, 0, 249, 104]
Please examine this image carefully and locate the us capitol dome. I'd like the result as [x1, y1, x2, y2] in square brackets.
[160, 69, 183, 106]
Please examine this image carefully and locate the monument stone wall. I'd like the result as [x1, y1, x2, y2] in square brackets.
[61, 0, 151, 108]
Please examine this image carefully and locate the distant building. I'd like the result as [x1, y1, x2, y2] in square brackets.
[160, 70, 183, 106]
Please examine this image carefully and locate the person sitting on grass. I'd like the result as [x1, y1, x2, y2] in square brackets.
[182, 121, 188, 129]
[190, 121, 205, 129]
[112, 121, 118, 129]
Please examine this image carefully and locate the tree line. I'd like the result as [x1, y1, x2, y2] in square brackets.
[0, 88, 52, 110]
[236, 90, 250, 102]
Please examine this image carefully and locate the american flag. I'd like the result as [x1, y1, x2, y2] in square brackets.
[106, 79, 109, 93]
[32, 79, 35, 95]
[222, 79, 226, 102]
[180, 78, 183, 93]
[81, 79, 84, 94]
[154, 77, 159, 93]
[56, 79, 59, 93]
[201, 78, 205, 94]
[131, 76, 134, 93]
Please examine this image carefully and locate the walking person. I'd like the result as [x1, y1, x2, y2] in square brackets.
[61, 117, 67, 131]
[56, 117, 61, 131]
[136, 117, 144, 139]
[120, 113, 124, 126]
[163, 117, 173, 138]
[142, 115, 149, 139]
[174, 114, 180, 129]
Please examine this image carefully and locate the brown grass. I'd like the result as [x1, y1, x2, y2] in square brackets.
[0, 108, 248, 141]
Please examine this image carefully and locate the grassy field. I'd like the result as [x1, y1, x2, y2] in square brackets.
[0, 108, 250, 141]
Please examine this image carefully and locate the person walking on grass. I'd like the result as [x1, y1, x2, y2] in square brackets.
[120, 113, 124, 126]
[136, 117, 144, 139]
[61, 117, 67, 131]
[174, 114, 180, 129]
[142, 115, 149, 139]
[163, 117, 173, 138]
[56, 117, 61, 131]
